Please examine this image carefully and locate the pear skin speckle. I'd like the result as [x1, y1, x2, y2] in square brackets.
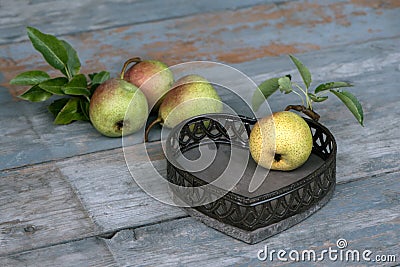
[159, 74, 223, 128]
[124, 60, 174, 110]
[249, 111, 313, 171]
[89, 79, 148, 137]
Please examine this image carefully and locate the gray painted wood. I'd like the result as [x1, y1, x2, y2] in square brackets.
[0, 0, 399, 265]
[104, 171, 400, 266]
[0, 0, 271, 44]
[0, 237, 116, 267]
[0, 162, 96, 256]
[1, 94, 397, 256]
[56, 144, 187, 232]
[0, 142, 187, 256]
[1, 36, 399, 173]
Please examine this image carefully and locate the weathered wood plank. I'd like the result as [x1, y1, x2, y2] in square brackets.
[0, 237, 116, 267]
[0, 0, 271, 44]
[2, 0, 399, 92]
[0, 1, 398, 266]
[0, 141, 187, 256]
[15, 94, 395, 255]
[1, 102, 398, 257]
[1, 36, 399, 175]
[56, 142, 186, 232]
[2, 163, 398, 265]
[0, 162, 96, 256]
[104, 171, 400, 266]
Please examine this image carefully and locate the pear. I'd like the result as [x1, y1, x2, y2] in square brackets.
[145, 74, 223, 141]
[123, 59, 174, 111]
[89, 78, 148, 137]
[249, 111, 313, 171]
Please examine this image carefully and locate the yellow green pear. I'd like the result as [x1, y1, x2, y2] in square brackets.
[144, 74, 223, 141]
[89, 78, 148, 137]
[249, 111, 313, 171]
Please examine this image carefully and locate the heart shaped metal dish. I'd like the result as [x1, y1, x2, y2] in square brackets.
[165, 114, 336, 244]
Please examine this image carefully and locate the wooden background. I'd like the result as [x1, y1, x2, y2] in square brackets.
[0, 0, 399, 266]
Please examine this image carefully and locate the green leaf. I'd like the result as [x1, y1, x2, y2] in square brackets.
[88, 73, 97, 81]
[54, 98, 87, 124]
[91, 71, 110, 85]
[89, 71, 110, 94]
[10, 70, 50, 86]
[252, 77, 280, 111]
[278, 76, 292, 94]
[79, 98, 90, 121]
[315, 81, 353, 93]
[39, 77, 68, 95]
[62, 74, 89, 97]
[61, 40, 81, 77]
[308, 93, 328, 102]
[27, 27, 68, 71]
[289, 54, 312, 89]
[48, 98, 70, 116]
[19, 85, 52, 102]
[330, 90, 364, 126]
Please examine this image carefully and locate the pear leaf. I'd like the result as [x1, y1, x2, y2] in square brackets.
[315, 81, 353, 93]
[308, 93, 328, 102]
[91, 71, 110, 85]
[88, 73, 97, 80]
[330, 90, 364, 126]
[39, 77, 68, 95]
[252, 77, 280, 111]
[27, 27, 68, 71]
[48, 98, 70, 117]
[89, 71, 110, 93]
[62, 74, 90, 98]
[289, 54, 312, 89]
[54, 98, 87, 124]
[61, 40, 81, 77]
[10, 70, 50, 86]
[278, 76, 292, 94]
[19, 85, 52, 102]
[79, 98, 90, 121]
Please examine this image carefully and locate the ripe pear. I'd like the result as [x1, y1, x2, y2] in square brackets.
[123, 60, 174, 111]
[249, 111, 313, 171]
[89, 78, 148, 137]
[145, 74, 223, 141]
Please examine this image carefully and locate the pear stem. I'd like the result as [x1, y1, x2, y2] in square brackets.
[144, 117, 162, 142]
[120, 57, 142, 79]
[285, 105, 320, 121]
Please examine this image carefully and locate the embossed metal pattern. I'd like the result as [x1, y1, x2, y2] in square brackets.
[165, 114, 336, 231]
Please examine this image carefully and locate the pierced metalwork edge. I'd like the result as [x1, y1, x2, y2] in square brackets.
[179, 184, 335, 244]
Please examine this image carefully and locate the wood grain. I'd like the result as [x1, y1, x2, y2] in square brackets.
[57, 143, 186, 232]
[0, 0, 271, 44]
[104, 171, 400, 266]
[1, 36, 399, 171]
[0, 142, 187, 256]
[0, 0, 399, 264]
[0, 37, 398, 257]
[0, 237, 116, 267]
[0, 162, 96, 256]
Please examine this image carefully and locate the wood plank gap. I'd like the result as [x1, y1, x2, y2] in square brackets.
[98, 214, 189, 240]
[0, 146, 124, 173]
[3, 214, 189, 258]
[337, 168, 400, 186]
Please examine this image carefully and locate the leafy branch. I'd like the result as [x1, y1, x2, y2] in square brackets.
[10, 27, 110, 125]
[252, 54, 364, 126]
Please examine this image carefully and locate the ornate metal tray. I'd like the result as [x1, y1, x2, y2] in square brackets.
[165, 114, 336, 244]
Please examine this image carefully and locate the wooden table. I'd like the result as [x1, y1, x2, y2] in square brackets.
[0, 1, 399, 266]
